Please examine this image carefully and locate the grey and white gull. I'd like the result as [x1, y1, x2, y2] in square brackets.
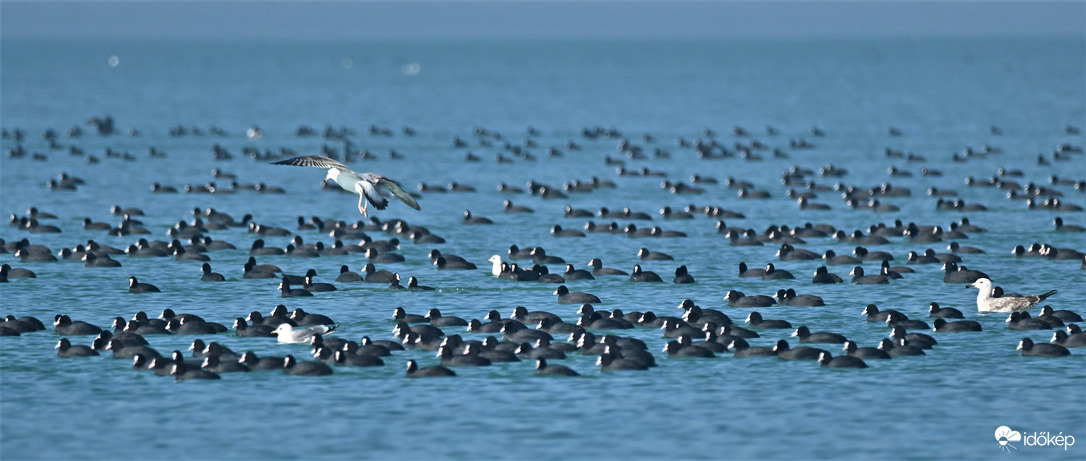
[272, 323, 337, 344]
[271, 155, 420, 217]
[487, 255, 504, 276]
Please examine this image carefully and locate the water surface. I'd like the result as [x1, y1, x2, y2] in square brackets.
[2, 37, 1084, 460]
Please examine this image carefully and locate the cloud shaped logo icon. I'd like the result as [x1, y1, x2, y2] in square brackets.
[995, 426, 1022, 452]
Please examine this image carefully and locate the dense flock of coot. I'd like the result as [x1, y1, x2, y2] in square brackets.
[3, 120, 1084, 381]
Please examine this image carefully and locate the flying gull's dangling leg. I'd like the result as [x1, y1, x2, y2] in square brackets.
[358, 194, 369, 217]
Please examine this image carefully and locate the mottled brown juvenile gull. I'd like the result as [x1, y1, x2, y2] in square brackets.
[967, 278, 1056, 313]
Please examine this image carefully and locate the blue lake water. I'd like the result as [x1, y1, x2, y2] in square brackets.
[1, 37, 1084, 459]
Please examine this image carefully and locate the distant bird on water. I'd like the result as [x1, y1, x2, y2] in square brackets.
[271, 155, 420, 217]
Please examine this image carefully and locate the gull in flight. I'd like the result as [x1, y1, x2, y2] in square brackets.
[272, 323, 337, 344]
[271, 155, 420, 217]
[966, 278, 1056, 313]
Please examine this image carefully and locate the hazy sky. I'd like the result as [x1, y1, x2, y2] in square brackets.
[2, 1, 1084, 39]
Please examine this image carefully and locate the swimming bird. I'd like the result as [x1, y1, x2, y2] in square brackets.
[128, 276, 160, 293]
[132, 354, 172, 375]
[587, 258, 628, 276]
[927, 302, 964, 319]
[729, 339, 778, 357]
[745, 311, 792, 329]
[1005, 312, 1055, 330]
[387, 273, 406, 290]
[283, 354, 334, 376]
[773, 340, 827, 360]
[202, 355, 251, 373]
[516, 339, 568, 359]
[878, 337, 925, 357]
[942, 262, 988, 284]
[247, 309, 294, 328]
[462, 210, 493, 225]
[554, 285, 601, 304]
[124, 319, 169, 335]
[810, 266, 843, 284]
[511, 306, 561, 325]
[628, 265, 663, 283]
[106, 338, 160, 359]
[817, 351, 867, 368]
[596, 349, 650, 370]
[932, 318, 982, 332]
[842, 340, 891, 360]
[663, 339, 716, 358]
[535, 358, 578, 376]
[1053, 217, 1085, 232]
[761, 263, 794, 280]
[290, 308, 336, 326]
[405, 359, 456, 377]
[724, 290, 776, 307]
[850, 266, 890, 284]
[1, 316, 39, 333]
[425, 308, 467, 327]
[393, 307, 428, 324]
[775, 288, 824, 306]
[243, 259, 279, 279]
[271, 155, 420, 217]
[677, 299, 730, 325]
[436, 344, 492, 367]
[530, 247, 564, 264]
[332, 349, 384, 367]
[165, 317, 220, 335]
[737, 262, 766, 278]
[353, 337, 398, 356]
[487, 255, 506, 276]
[551, 225, 585, 237]
[200, 263, 225, 281]
[792, 325, 848, 343]
[303, 275, 337, 292]
[1, 263, 36, 279]
[335, 265, 364, 282]
[562, 264, 595, 281]
[822, 249, 860, 266]
[278, 279, 312, 297]
[1038, 305, 1082, 323]
[1016, 337, 1070, 357]
[171, 362, 221, 381]
[233, 318, 275, 337]
[54, 315, 102, 335]
[1052, 327, 1086, 348]
[884, 311, 930, 330]
[407, 276, 435, 291]
[273, 323, 336, 344]
[672, 265, 695, 284]
[56, 338, 99, 357]
[239, 351, 286, 370]
[434, 255, 477, 270]
[638, 247, 673, 261]
[83, 252, 122, 268]
[967, 278, 1056, 313]
[362, 263, 396, 283]
[889, 325, 937, 349]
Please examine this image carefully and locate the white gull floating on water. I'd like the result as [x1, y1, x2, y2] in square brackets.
[272, 323, 337, 344]
[966, 278, 1057, 313]
[487, 255, 504, 276]
[271, 155, 420, 217]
